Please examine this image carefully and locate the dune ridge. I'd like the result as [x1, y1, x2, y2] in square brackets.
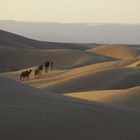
[0, 47, 114, 72]
[0, 30, 117, 72]
[0, 30, 90, 50]
[66, 85, 140, 110]
[26, 60, 140, 93]
[1, 30, 140, 139]
[88, 44, 140, 59]
[0, 76, 140, 140]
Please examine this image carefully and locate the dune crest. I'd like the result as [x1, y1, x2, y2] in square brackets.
[65, 85, 140, 110]
[88, 44, 140, 59]
[1, 30, 140, 139]
[0, 76, 140, 140]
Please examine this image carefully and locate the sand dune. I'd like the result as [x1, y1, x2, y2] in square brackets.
[88, 44, 140, 59]
[66, 86, 140, 110]
[25, 60, 140, 93]
[0, 76, 140, 140]
[0, 30, 115, 72]
[0, 46, 114, 72]
[0, 29, 90, 50]
[1, 30, 140, 139]
[1, 30, 110, 72]
[2, 42, 140, 110]
[127, 57, 140, 67]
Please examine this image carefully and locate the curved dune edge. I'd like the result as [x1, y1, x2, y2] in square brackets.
[25, 60, 140, 93]
[0, 47, 114, 72]
[127, 58, 140, 67]
[4, 58, 140, 93]
[0, 76, 140, 140]
[87, 44, 140, 59]
[65, 86, 140, 110]
[1, 30, 140, 139]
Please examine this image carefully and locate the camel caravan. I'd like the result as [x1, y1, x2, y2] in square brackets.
[20, 61, 54, 81]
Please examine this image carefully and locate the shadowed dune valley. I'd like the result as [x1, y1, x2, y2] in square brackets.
[1, 29, 140, 140]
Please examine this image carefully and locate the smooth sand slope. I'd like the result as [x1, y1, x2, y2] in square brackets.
[18, 48, 140, 111]
[22, 44, 140, 94]
[2, 39, 140, 111]
[1, 30, 140, 139]
[66, 86, 140, 110]
[0, 30, 115, 72]
[0, 46, 114, 72]
[88, 44, 140, 59]
[127, 58, 140, 68]
[0, 30, 90, 50]
[0, 76, 140, 140]
[27, 60, 140, 93]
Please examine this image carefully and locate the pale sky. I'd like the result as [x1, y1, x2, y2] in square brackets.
[0, 0, 140, 23]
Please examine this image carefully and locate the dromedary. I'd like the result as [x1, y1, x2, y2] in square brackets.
[20, 70, 32, 81]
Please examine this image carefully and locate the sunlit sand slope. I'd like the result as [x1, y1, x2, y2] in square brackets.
[0, 46, 114, 72]
[27, 60, 140, 93]
[88, 44, 140, 59]
[66, 86, 140, 110]
[0, 76, 140, 140]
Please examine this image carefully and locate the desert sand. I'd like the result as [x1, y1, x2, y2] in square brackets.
[0, 30, 140, 139]
[66, 86, 140, 110]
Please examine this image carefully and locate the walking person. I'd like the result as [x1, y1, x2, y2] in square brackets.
[45, 61, 50, 73]
[51, 62, 54, 71]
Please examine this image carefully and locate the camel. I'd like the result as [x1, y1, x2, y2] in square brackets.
[20, 70, 32, 81]
[34, 65, 44, 79]
[50, 62, 54, 71]
[38, 65, 44, 73]
[34, 69, 41, 79]
[45, 61, 50, 73]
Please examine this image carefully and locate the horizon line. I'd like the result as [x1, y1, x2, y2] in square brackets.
[0, 20, 140, 25]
